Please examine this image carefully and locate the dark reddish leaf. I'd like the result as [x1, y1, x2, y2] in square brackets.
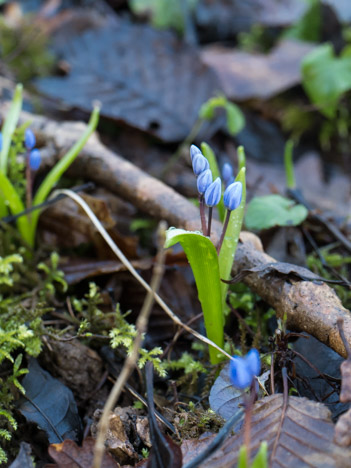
[48, 437, 119, 468]
[201, 394, 351, 468]
[181, 435, 216, 466]
[36, 17, 219, 142]
[202, 40, 315, 101]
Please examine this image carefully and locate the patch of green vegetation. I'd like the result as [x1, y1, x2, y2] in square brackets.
[283, 0, 321, 42]
[307, 248, 351, 309]
[129, 0, 198, 35]
[0, 15, 54, 82]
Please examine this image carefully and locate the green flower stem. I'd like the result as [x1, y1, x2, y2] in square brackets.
[28, 106, 100, 246]
[284, 139, 296, 189]
[217, 209, 231, 255]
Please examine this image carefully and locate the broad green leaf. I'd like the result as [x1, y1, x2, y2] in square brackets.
[199, 96, 245, 135]
[165, 228, 223, 364]
[245, 194, 308, 231]
[301, 43, 351, 118]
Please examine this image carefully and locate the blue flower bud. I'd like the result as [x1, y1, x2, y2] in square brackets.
[222, 162, 234, 186]
[204, 177, 221, 207]
[29, 148, 41, 170]
[192, 153, 209, 176]
[0, 132, 2, 151]
[246, 349, 261, 376]
[197, 169, 212, 195]
[229, 349, 261, 390]
[223, 181, 242, 211]
[190, 144, 202, 162]
[25, 128, 36, 150]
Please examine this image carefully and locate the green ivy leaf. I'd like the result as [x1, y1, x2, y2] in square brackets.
[245, 194, 308, 230]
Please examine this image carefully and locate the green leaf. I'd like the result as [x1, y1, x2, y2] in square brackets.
[301, 43, 351, 118]
[199, 96, 245, 135]
[251, 442, 268, 468]
[0, 84, 23, 175]
[28, 106, 100, 246]
[165, 228, 223, 364]
[218, 167, 246, 308]
[245, 194, 308, 231]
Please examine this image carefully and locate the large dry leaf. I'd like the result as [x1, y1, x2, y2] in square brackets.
[48, 437, 119, 468]
[36, 18, 219, 142]
[195, 0, 308, 37]
[200, 394, 351, 468]
[202, 40, 315, 101]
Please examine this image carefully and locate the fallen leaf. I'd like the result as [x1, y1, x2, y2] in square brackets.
[48, 437, 120, 468]
[17, 358, 82, 444]
[36, 16, 219, 142]
[209, 364, 242, 421]
[202, 40, 315, 101]
[201, 394, 351, 467]
[9, 442, 34, 468]
[334, 408, 351, 447]
[195, 0, 308, 37]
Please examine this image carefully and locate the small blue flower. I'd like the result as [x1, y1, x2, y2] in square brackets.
[222, 162, 234, 186]
[229, 349, 261, 390]
[197, 169, 213, 195]
[190, 144, 202, 162]
[0, 132, 2, 151]
[223, 181, 242, 211]
[25, 128, 36, 150]
[29, 148, 41, 170]
[204, 177, 221, 207]
[192, 153, 209, 176]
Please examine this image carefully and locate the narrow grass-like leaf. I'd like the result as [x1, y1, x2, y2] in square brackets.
[0, 172, 31, 245]
[0, 84, 23, 175]
[218, 167, 246, 309]
[201, 142, 225, 222]
[28, 106, 100, 246]
[284, 140, 296, 189]
[165, 228, 223, 364]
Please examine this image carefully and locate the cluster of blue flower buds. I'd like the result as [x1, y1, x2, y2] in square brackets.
[0, 128, 41, 171]
[190, 145, 243, 212]
[25, 128, 41, 171]
[229, 348, 261, 390]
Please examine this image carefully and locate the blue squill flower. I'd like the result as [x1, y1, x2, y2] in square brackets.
[204, 177, 221, 207]
[25, 128, 36, 150]
[222, 162, 234, 187]
[197, 169, 213, 195]
[223, 181, 242, 211]
[190, 144, 202, 162]
[192, 153, 210, 176]
[229, 349, 261, 390]
[29, 149, 41, 170]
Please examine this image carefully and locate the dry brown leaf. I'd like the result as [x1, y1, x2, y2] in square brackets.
[201, 40, 315, 101]
[334, 408, 351, 447]
[48, 437, 120, 468]
[199, 394, 351, 468]
[340, 360, 351, 403]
